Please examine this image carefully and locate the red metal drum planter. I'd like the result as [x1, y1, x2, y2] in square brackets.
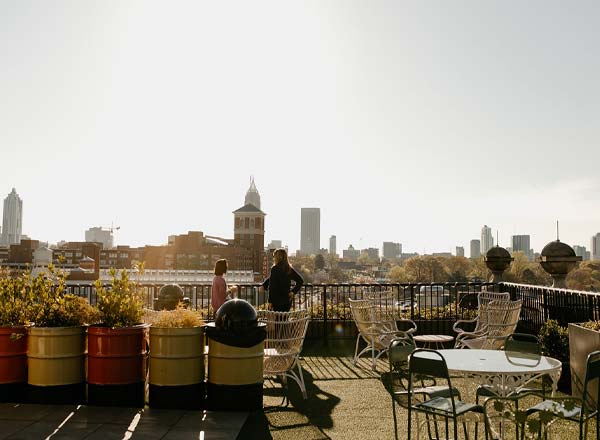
[0, 326, 27, 402]
[87, 324, 149, 407]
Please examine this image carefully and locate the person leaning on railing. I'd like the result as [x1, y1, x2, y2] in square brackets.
[261, 248, 304, 312]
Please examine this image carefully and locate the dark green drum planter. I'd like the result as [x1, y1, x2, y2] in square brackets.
[568, 323, 600, 405]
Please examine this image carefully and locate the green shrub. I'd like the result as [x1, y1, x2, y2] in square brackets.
[539, 319, 569, 363]
[0, 269, 34, 326]
[94, 266, 145, 328]
[31, 265, 98, 327]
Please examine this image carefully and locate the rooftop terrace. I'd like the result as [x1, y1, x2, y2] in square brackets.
[1, 354, 589, 439]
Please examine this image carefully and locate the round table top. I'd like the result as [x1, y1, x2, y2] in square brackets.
[413, 334, 454, 343]
[423, 349, 562, 376]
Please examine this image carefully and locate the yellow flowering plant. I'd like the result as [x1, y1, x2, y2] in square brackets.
[94, 264, 145, 328]
[146, 303, 204, 328]
[0, 268, 34, 327]
[30, 264, 99, 327]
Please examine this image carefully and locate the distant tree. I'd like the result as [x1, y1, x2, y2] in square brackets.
[315, 254, 326, 271]
[442, 256, 470, 282]
[388, 265, 409, 283]
[567, 261, 600, 291]
[468, 257, 490, 282]
[404, 256, 448, 283]
[508, 251, 529, 281]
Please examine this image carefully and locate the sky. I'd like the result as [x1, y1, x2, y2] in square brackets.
[1, 1, 599, 255]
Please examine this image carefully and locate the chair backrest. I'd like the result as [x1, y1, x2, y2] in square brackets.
[409, 349, 456, 411]
[348, 298, 376, 335]
[484, 300, 522, 349]
[349, 298, 404, 343]
[474, 291, 511, 333]
[504, 333, 541, 354]
[582, 350, 600, 410]
[258, 309, 310, 356]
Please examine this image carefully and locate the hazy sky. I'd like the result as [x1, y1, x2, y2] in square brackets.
[1, 1, 599, 255]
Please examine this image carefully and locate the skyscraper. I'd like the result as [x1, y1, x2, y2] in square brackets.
[591, 233, 600, 261]
[329, 235, 336, 256]
[383, 242, 401, 259]
[1, 188, 23, 246]
[470, 239, 481, 259]
[455, 246, 465, 257]
[481, 225, 494, 255]
[85, 227, 114, 249]
[511, 235, 532, 260]
[300, 208, 320, 256]
[244, 177, 261, 209]
[573, 245, 590, 261]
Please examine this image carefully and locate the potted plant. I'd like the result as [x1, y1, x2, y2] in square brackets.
[146, 305, 205, 409]
[539, 319, 570, 393]
[88, 265, 148, 407]
[0, 270, 32, 402]
[568, 320, 600, 405]
[27, 265, 98, 404]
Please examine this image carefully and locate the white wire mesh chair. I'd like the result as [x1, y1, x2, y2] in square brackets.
[455, 299, 523, 350]
[349, 298, 417, 371]
[453, 291, 510, 336]
[258, 309, 310, 400]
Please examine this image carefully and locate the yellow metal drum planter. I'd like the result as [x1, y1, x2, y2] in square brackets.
[205, 299, 267, 411]
[149, 326, 205, 409]
[27, 326, 86, 404]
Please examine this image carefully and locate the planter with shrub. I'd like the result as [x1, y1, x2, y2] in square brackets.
[146, 306, 205, 409]
[0, 271, 32, 402]
[88, 266, 148, 407]
[27, 265, 98, 404]
[568, 320, 600, 405]
[539, 319, 570, 393]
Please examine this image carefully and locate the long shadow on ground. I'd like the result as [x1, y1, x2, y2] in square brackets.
[237, 370, 340, 439]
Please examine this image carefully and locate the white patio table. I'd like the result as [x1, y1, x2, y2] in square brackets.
[415, 349, 563, 439]
[434, 349, 562, 397]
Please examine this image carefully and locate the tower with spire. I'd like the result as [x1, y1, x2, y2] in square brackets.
[234, 178, 265, 277]
[1, 188, 23, 246]
[244, 176, 261, 209]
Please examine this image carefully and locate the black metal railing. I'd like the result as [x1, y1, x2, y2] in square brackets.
[501, 282, 600, 334]
[65, 281, 600, 340]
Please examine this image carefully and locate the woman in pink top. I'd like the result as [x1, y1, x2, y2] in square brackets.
[211, 259, 229, 312]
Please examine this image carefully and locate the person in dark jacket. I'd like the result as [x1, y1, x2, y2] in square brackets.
[261, 248, 304, 312]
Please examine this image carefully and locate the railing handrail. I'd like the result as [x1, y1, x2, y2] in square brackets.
[500, 281, 600, 297]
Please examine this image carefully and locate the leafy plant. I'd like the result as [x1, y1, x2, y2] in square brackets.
[147, 304, 204, 328]
[539, 319, 569, 363]
[94, 265, 145, 328]
[0, 269, 34, 327]
[578, 320, 600, 332]
[31, 264, 98, 327]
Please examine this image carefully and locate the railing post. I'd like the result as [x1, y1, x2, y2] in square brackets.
[323, 285, 328, 345]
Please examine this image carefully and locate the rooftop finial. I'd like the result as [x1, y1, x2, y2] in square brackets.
[557, 220, 560, 241]
[496, 230, 499, 247]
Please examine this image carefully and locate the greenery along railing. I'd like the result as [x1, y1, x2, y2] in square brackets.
[65, 281, 600, 340]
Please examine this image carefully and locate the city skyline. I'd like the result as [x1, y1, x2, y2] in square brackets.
[2, 184, 599, 257]
[1, 2, 599, 254]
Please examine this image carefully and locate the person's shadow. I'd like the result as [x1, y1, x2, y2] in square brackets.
[237, 370, 339, 439]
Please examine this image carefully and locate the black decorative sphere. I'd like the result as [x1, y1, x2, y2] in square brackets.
[215, 299, 257, 332]
[158, 284, 184, 301]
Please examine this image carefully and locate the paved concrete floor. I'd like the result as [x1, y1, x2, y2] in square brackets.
[0, 403, 247, 440]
